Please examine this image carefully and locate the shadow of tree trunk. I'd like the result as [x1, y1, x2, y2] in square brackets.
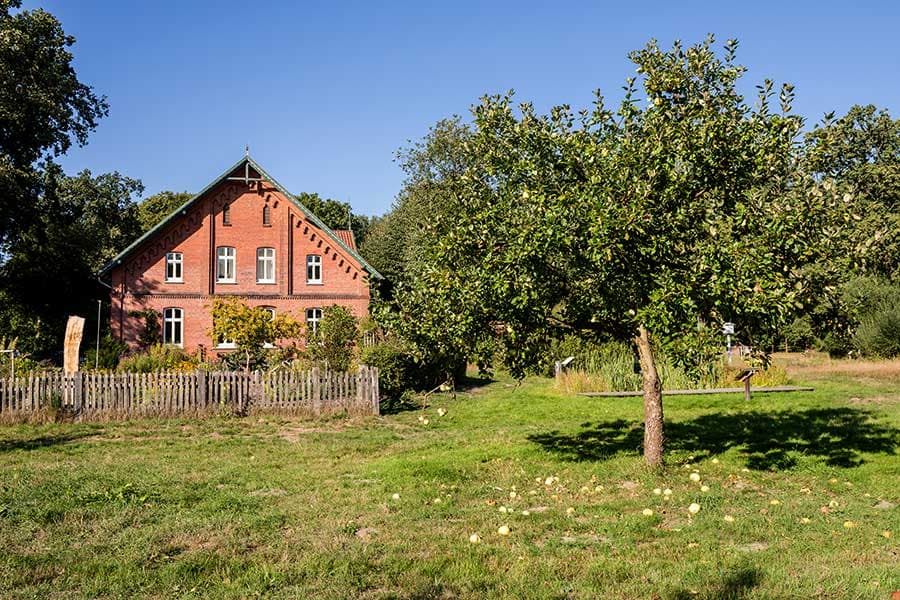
[528, 407, 899, 469]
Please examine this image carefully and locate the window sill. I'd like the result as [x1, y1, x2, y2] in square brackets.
[306, 281, 323, 285]
[215, 343, 237, 350]
[217, 280, 237, 285]
[256, 281, 276, 285]
[165, 280, 184, 284]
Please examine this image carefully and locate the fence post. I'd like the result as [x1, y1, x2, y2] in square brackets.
[312, 367, 321, 414]
[357, 366, 365, 414]
[372, 367, 379, 415]
[197, 370, 208, 412]
[73, 371, 84, 416]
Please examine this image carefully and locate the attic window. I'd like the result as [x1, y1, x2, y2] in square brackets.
[223, 203, 231, 225]
[262, 204, 271, 226]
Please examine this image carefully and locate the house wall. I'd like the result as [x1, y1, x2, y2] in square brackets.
[108, 166, 370, 353]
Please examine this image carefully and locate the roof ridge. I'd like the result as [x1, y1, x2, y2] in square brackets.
[99, 155, 381, 279]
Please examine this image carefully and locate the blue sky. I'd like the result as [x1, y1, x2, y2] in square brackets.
[22, 0, 900, 216]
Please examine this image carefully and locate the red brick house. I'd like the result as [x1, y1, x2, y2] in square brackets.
[99, 154, 381, 353]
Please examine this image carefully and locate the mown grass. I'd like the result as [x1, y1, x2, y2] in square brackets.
[1, 356, 898, 599]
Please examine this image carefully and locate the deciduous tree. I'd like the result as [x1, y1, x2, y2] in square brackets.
[0, 0, 108, 244]
[391, 37, 854, 466]
[209, 297, 301, 372]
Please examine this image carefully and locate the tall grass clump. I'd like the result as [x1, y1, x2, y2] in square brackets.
[552, 338, 788, 393]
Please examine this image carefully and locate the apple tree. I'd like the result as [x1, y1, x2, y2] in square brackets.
[389, 37, 854, 466]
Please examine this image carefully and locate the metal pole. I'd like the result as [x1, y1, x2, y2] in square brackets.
[95, 300, 101, 370]
[726, 333, 732, 365]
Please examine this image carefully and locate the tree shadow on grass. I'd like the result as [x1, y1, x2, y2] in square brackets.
[0, 431, 94, 453]
[528, 407, 899, 469]
[669, 565, 762, 600]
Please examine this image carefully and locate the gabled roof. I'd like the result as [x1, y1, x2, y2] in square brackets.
[99, 155, 382, 278]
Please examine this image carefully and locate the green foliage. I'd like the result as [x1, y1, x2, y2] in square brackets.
[308, 305, 360, 372]
[783, 316, 816, 351]
[853, 305, 900, 358]
[360, 336, 450, 400]
[0, 1, 108, 166]
[209, 297, 302, 371]
[846, 278, 900, 357]
[136, 190, 192, 232]
[0, 337, 42, 375]
[0, 0, 108, 246]
[361, 118, 472, 298]
[293, 191, 376, 246]
[117, 344, 200, 373]
[389, 37, 854, 382]
[0, 164, 143, 357]
[82, 335, 128, 370]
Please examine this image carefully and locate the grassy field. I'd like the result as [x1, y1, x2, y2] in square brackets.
[1, 355, 898, 599]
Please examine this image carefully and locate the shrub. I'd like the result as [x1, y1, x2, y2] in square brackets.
[83, 335, 128, 370]
[783, 316, 815, 351]
[360, 337, 452, 401]
[209, 297, 302, 372]
[854, 303, 900, 358]
[308, 305, 360, 372]
[117, 344, 200, 373]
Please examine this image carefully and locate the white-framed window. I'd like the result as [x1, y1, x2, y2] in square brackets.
[306, 308, 322, 333]
[256, 247, 275, 283]
[306, 255, 322, 284]
[165, 252, 183, 282]
[215, 335, 236, 349]
[163, 307, 183, 347]
[216, 246, 235, 282]
[260, 306, 276, 347]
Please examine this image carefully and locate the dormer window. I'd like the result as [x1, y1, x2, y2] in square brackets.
[262, 204, 271, 226]
[222, 202, 231, 225]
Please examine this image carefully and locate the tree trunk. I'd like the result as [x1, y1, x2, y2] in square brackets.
[633, 324, 664, 467]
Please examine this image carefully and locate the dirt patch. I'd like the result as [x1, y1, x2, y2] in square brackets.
[735, 542, 769, 552]
[847, 395, 900, 406]
[250, 488, 288, 497]
[278, 427, 319, 443]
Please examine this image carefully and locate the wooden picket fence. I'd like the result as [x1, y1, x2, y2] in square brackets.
[0, 366, 379, 422]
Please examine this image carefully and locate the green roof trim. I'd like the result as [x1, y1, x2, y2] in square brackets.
[99, 155, 382, 279]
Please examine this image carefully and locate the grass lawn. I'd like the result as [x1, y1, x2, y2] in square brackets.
[1, 355, 898, 599]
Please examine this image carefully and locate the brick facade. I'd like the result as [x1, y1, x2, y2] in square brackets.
[103, 158, 376, 354]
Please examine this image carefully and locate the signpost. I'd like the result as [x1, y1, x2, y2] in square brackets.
[723, 322, 735, 364]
